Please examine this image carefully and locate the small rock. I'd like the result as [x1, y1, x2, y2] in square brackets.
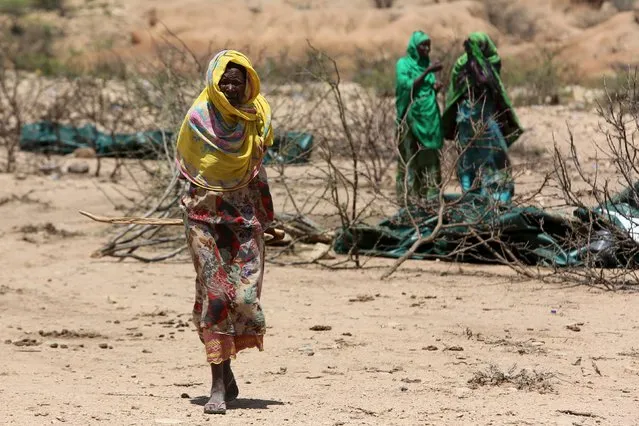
[14, 338, 39, 347]
[98, 343, 108, 349]
[298, 345, 315, 356]
[130, 31, 143, 45]
[454, 387, 472, 399]
[39, 161, 60, 175]
[72, 147, 97, 159]
[307, 243, 335, 261]
[114, 320, 120, 324]
[400, 386, 408, 392]
[423, 345, 438, 351]
[4, 339, 11, 345]
[50, 343, 59, 348]
[566, 324, 582, 332]
[60, 344, 68, 349]
[142, 349, 151, 353]
[67, 162, 90, 174]
[310, 325, 331, 331]
[180, 393, 189, 399]
[445, 346, 464, 352]
[342, 332, 352, 336]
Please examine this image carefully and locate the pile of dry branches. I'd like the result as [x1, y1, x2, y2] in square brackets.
[2, 21, 639, 289]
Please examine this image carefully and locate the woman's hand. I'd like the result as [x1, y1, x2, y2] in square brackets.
[429, 61, 443, 73]
[413, 60, 443, 92]
[264, 227, 285, 241]
[469, 59, 489, 85]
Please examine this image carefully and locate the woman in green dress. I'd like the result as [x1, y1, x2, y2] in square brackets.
[442, 32, 523, 203]
[395, 31, 444, 201]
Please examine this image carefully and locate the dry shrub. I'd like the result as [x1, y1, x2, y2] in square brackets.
[2, 18, 66, 76]
[611, 0, 637, 11]
[570, 0, 605, 6]
[572, 3, 618, 28]
[468, 364, 555, 393]
[32, 0, 66, 13]
[352, 52, 395, 97]
[0, 0, 66, 17]
[600, 65, 639, 111]
[257, 48, 335, 86]
[551, 67, 639, 289]
[483, 0, 539, 41]
[502, 48, 577, 106]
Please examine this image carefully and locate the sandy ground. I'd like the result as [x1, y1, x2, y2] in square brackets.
[2, 106, 639, 425]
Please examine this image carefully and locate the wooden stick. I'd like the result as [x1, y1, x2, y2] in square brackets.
[78, 210, 287, 241]
[79, 210, 183, 226]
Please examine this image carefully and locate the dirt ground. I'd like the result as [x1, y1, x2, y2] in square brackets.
[1, 106, 639, 426]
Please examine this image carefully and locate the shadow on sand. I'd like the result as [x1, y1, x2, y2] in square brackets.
[190, 396, 285, 410]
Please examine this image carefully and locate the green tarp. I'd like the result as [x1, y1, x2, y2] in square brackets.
[19, 122, 173, 158]
[19, 121, 313, 163]
[263, 131, 313, 165]
[334, 193, 639, 268]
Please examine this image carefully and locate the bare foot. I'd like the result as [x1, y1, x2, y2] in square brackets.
[204, 363, 226, 414]
[224, 360, 239, 402]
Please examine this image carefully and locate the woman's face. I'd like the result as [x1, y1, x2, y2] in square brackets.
[417, 39, 431, 59]
[219, 66, 246, 106]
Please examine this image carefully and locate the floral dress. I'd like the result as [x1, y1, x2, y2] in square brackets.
[181, 167, 274, 364]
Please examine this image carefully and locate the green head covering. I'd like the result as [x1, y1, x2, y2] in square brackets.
[406, 31, 431, 66]
[442, 32, 523, 146]
[466, 32, 500, 67]
[395, 31, 443, 150]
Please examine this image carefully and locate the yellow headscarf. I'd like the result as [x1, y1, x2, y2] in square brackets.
[176, 50, 273, 191]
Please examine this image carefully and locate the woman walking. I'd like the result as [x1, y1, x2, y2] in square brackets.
[395, 31, 444, 201]
[176, 50, 275, 414]
[442, 32, 523, 203]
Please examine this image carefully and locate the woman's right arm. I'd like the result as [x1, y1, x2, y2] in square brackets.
[412, 61, 443, 93]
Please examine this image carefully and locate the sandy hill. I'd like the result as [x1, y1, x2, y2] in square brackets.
[4, 0, 639, 77]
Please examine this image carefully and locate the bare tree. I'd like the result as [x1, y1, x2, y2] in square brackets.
[550, 67, 639, 289]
